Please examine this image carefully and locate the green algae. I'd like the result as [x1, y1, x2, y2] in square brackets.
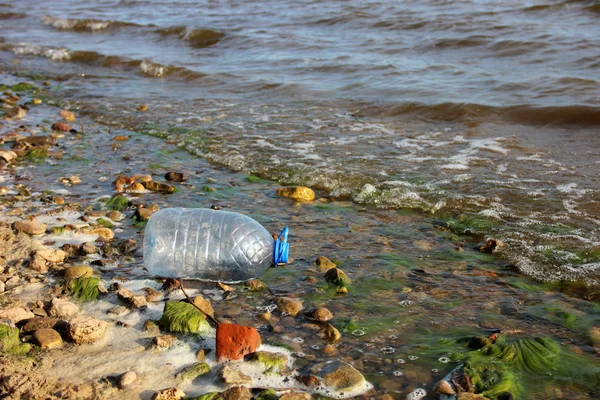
[175, 362, 210, 382]
[323, 267, 351, 287]
[96, 218, 114, 228]
[445, 214, 496, 235]
[69, 276, 101, 302]
[24, 148, 48, 163]
[51, 225, 66, 235]
[0, 324, 31, 356]
[251, 351, 288, 374]
[255, 389, 279, 400]
[158, 301, 211, 334]
[187, 393, 218, 400]
[104, 195, 129, 211]
[245, 174, 263, 183]
[10, 82, 36, 92]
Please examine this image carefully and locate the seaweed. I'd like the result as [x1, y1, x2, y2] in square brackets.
[96, 218, 114, 229]
[69, 276, 101, 302]
[104, 195, 129, 211]
[24, 148, 48, 163]
[0, 324, 31, 356]
[175, 362, 210, 382]
[158, 301, 211, 334]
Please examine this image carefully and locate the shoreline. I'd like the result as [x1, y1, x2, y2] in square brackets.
[1, 71, 600, 400]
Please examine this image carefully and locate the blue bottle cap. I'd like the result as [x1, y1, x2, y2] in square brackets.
[273, 226, 289, 266]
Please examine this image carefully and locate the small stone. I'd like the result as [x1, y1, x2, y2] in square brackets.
[435, 380, 456, 395]
[324, 267, 351, 287]
[219, 365, 252, 386]
[215, 323, 262, 361]
[22, 317, 60, 333]
[33, 328, 63, 350]
[51, 122, 70, 132]
[49, 298, 79, 318]
[323, 344, 339, 357]
[318, 360, 366, 393]
[216, 386, 252, 400]
[280, 393, 311, 400]
[165, 172, 186, 182]
[0, 150, 18, 163]
[0, 307, 35, 323]
[196, 349, 206, 361]
[113, 135, 129, 142]
[142, 287, 163, 302]
[133, 174, 153, 183]
[108, 210, 123, 221]
[176, 362, 211, 382]
[138, 104, 148, 112]
[5, 105, 26, 120]
[67, 316, 108, 344]
[108, 306, 129, 316]
[319, 323, 341, 343]
[257, 310, 271, 322]
[480, 239, 498, 254]
[59, 109, 75, 119]
[130, 295, 148, 309]
[32, 98, 42, 105]
[295, 374, 321, 388]
[144, 320, 161, 335]
[36, 247, 67, 263]
[244, 278, 265, 291]
[276, 297, 303, 317]
[192, 295, 214, 318]
[142, 180, 176, 194]
[14, 220, 47, 235]
[276, 186, 315, 201]
[81, 243, 98, 255]
[134, 207, 155, 221]
[129, 183, 146, 192]
[313, 256, 336, 272]
[305, 307, 333, 322]
[118, 287, 135, 300]
[152, 387, 185, 400]
[154, 335, 177, 349]
[119, 371, 137, 389]
[69, 176, 81, 184]
[0, 281, 5, 293]
[30, 254, 47, 273]
[336, 286, 348, 295]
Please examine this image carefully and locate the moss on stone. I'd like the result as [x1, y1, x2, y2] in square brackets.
[323, 267, 351, 287]
[186, 393, 219, 400]
[252, 351, 288, 374]
[0, 324, 31, 356]
[158, 301, 211, 334]
[69, 276, 101, 302]
[105, 195, 129, 211]
[175, 362, 210, 382]
[96, 218, 114, 228]
[255, 389, 279, 400]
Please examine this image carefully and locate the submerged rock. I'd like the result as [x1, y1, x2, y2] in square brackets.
[305, 307, 333, 322]
[276, 297, 303, 317]
[317, 360, 367, 393]
[324, 267, 351, 287]
[248, 351, 289, 374]
[143, 180, 176, 194]
[165, 172, 186, 182]
[319, 323, 341, 343]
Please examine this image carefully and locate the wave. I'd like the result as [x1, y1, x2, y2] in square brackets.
[41, 15, 225, 48]
[0, 12, 25, 20]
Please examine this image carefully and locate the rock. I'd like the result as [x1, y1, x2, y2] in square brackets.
[165, 172, 186, 182]
[276, 297, 303, 317]
[144, 320, 161, 335]
[314, 256, 336, 272]
[108, 210, 124, 221]
[113, 135, 129, 142]
[323, 344, 339, 356]
[0, 150, 17, 163]
[435, 380, 456, 395]
[49, 298, 79, 318]
[249, 351, 289, 373]
[142, 287, 163, 302]
[280, 393, 311, 400]
[192, 295, 215, 318]
[36, 248, 67, 263]
[196, 349, 206, 361]
[219, 365, 252, 386]
[65, 266, 94, 279]
[67, 316, 108, 344]
[319, 360, 367, 393]
[244, 278, 266, 291]
[216, 386, 252, 400]
[108, 306, 129, 317]
[22, 317, 60, 332]
[295, 374, 321, 388]
[319, 323, 341, 343]
[142, 180, 176, 194]
[480, 239, 498, 254]
[152, 387, 185, 400]
[138, 104, 148, 112]
[0, 281, 4, 294]
[134, 207, 155, 221]
[51, 122, 70, 132]
[60, 109, 75, 119]
[324, 267, 351, 287]
[119, 371, 137, 389]
[276, 186, 315, 201]
[33, 328, 63, 350]
[257, 310, 271, 322]
[30, 254, 47, 273]
[5, 105, 26, 119]
[305, 307, 333, 322]
[216, 323, 262, 361]
[158, 301, 211, 333]
[130, 295, 148, 309]
[133, 174, 153, 183]
[14, 220, 47, 235]
[176, 362, 210, 382]
[0, 307, 35, 323]
[0, 323, 31, 355]
[154, 335, 177, 349]
[81, 243, 98, 254]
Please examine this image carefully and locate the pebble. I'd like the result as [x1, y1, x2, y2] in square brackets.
[0, 306, 35, 323]
[153, 335, 177, 349]
[435, 380, 456, 395]
[51, 122, 70, 132]
[67, 316, 108, 344]
[119, 371, 137, 389]
[217, 386, 252, 400]
[142, 180, 176, 194]
[33, 328, 63, 350]
[108, 210, 124, 221]
[113, 135, 129, 142]
[280, 392, 311, 400]
[36, 248, 67, 263]
[276, 297, 303, 317]
[164, 172, 186, 182]
[0, 281, 5, 293]
[192, 295, 214, 318]
[219, 365, 252, 386]
[130, 295, 148, 309]
[144, 320, 160, 336]
[49, 298, 79, 318]
[107, 306, 129, 317]
[81, 243, 98, 255]
[5, 105, 27, 120]
[313, 256, 337, 272]
[142, 287, 163, 302]
[319, 323, 341, 343]
[14, 220, 47, 235]
[305, 307, 333, 322]
[0, 150, 18, 163]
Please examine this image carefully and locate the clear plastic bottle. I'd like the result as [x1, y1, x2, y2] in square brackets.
[143, 208, 277, 282]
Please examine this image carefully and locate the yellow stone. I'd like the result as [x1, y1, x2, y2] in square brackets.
[32, 98, 42, 105]
[276, 186, 315, 201]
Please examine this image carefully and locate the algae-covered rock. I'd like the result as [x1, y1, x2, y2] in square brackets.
[105, 195, 130, 211]
[244, 278, 266, 292]
[250, 351, 289, 374]
[0, 323, 31, 355]
[158, 301, 211, 334]
[319, 323, 342, 343]
[69, 276, 101, 302]
[324, 267, 351, 287]
[187, 393, 219, 400]
[276, 186, 315, 201]
[175, 362, 210, 382]
[255, 389, 279, 400]
[318, 360, 367, 393]
[152, 387, 185, 400]
[276, 297, 303, 317]
[313, 256, 336, 272]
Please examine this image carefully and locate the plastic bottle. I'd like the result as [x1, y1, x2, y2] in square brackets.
[143, 208, 288, 282]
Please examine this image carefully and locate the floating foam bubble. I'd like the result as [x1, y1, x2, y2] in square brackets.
[399, 300, 414, 307]
[406, 388, 427, 400]
[438, 357, 450, 363]
[381, 346, 396, 354]
[351, 329, 366, 336]
[140, 60, 166, 77]
[397, 358, 406, 364]
[393, 370, 404, 376]
[408, 355, 419, 361]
